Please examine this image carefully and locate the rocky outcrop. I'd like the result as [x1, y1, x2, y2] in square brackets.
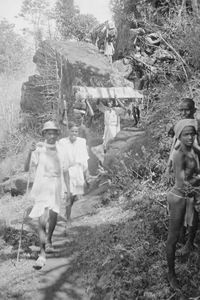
[20, 40, 133, 121]
[21, 75, 47, 114]
[0, 174, 31, 197]
[104, 128, 146, 170]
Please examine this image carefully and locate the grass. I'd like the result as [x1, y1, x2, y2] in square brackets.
[0, 61, 35, 141]
[0, 62, 36, 181]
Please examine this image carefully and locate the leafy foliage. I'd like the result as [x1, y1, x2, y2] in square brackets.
[0, 19, 30, 74]
[55, 0, 98, 41]
[20, 0, 57, 45]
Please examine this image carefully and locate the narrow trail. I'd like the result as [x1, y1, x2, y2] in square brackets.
[28, 195, 100, 300]
[0, 127, 144, 300]
[0, 190, 134, 300]
[0, 193, 99, 300]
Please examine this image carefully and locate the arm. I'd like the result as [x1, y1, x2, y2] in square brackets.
[114, 98, 127, 116]
[24, 142, 36, 172]
[174, 151, 200, 189]
[197, 119, 200, 146]
[115, 98, 126, 110]
[173, 151, 187, 189]
[96, 101, 108, 113]
[63, 170, 71, 197]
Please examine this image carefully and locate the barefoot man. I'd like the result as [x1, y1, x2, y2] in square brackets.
[166, 119, 200, 290]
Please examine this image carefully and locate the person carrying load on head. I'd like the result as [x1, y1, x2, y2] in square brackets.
[166, 119, 200, 291]
[166, 98, 200, 180]
[24, 121, 69, 269]
[96, 98, 126, 152]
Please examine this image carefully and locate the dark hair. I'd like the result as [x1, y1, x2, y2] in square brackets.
[180, 98, 196, 110]
[107, 99, 115, 106]
[68, 121, 79, 130]
[42, 129, 59, 137]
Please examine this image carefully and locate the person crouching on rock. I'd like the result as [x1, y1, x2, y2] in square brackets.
[166, 119, 200, 290]
[58, 122, 89, 224]
[24, 121, 67, 269]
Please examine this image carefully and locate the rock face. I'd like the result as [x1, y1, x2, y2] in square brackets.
[21, 75, 47, 114]
[20, 40, 133, 120]
[104, 128, 146, 170]
[0, 174, 31, 197]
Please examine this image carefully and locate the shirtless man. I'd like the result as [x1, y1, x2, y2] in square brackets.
[166, 119, 200, 290]
[166, 98, 199, 181]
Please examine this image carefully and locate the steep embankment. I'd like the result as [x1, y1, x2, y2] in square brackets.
[2, 32, 200, 299]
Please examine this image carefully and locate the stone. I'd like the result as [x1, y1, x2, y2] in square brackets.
[21, 40, 132, 120]
[104, 130, 146, 170]
[0, 173, 31, 196]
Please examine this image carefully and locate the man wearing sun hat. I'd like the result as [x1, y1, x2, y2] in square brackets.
[25, 120, 69, 269]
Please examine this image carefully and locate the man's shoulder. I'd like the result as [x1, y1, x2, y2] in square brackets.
[77, 137, 87, 144]
[196, 118, 200, 130]
[57, 138, 69, 147]
[173, 148, 184, 161]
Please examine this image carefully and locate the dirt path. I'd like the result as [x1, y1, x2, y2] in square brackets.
[34, 195, 100, 300]
[0, 189, 134, 300]
[0, 194, 98, 300]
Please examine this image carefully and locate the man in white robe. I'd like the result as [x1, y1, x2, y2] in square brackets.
[58, 122, 89, 220]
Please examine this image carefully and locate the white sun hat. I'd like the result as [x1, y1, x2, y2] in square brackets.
[41, 121, 60, 133]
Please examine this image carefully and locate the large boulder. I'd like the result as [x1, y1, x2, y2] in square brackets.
[0, 173, 31, 197]
[21, 40, 133, 119]
[21, 75, 46, 113]
[104, 128, 146, 170]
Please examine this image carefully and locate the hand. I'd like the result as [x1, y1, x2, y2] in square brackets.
[163, 168, 174, 186]
[64, 191, 71, 200]
[29, 142, 36, 152]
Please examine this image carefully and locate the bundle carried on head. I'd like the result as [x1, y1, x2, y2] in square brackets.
[174, 119, 197, 139]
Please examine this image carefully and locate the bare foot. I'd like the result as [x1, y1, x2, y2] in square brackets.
[177, 243, 194, 256]
[45, 242, 54, 253]
[33, 255, 46, 270]
[167, 273, 180, 291]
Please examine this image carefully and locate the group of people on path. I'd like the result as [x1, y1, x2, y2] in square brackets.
[166, 98, 200, 290]
[25, 95, 141, 269]
[97, 98, 141, 152]
[25, 121, 89, 269]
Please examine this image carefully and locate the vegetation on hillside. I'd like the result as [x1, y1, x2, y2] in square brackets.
[1, 1, 200, 299]
[69, 1, 200, 299]
[55, 0, 99, 41]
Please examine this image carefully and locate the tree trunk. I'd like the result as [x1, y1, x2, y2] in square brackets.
[178, 0, 186, 17]
[191, 0, 199, 17]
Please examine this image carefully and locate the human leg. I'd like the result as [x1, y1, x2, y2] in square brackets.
[166, 192, 186, 289]
[33, 209, 49, 268]
[181, 209, 199, 254]
[47, 209, 58, 246]
[66, 195, 76, 220]
[136, 107, 140, 123]
[38, 209, 49, 258]
[132, 107, 137, 126]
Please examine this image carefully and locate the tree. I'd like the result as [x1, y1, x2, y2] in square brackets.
[19, 0, 56, 48]
[0, 19, 29, 73]
[55, 0, 98, 41]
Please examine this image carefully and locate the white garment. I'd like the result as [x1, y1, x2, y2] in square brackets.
[29, 143, 65, 218]
[58, 137, 89, 195]
[104, 41, 114, 56]
[103, 109, 120, 148]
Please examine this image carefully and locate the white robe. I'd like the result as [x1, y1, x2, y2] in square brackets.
[103, 109, 120, 148]
[58, 137, 89, 195]
[29, 143, 65, 218]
